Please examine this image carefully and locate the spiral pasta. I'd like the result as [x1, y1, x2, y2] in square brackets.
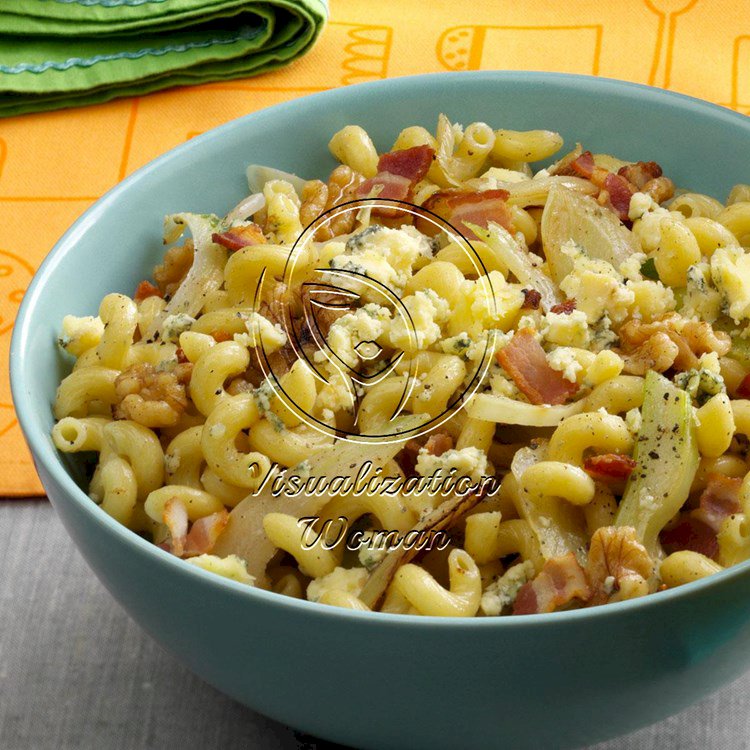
[50, 114, 750, 616]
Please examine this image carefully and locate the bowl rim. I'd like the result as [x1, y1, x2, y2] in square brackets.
[11, 69, 750, 628]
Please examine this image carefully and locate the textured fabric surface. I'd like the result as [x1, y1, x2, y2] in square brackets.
[2, 0, 750, 494]
[2, 501, 750, 750]
[0, 0, 328, 117]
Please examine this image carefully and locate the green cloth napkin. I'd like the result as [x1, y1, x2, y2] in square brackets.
[0, 0, 327, 117]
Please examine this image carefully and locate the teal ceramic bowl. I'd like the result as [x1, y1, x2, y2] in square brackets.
[11, 72, 750, 749]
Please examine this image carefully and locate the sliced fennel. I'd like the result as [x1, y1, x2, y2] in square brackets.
[246, 164, 308, 196]
[466, 393, 584, 427]
[146, 213, 227, 341]
[511, 443, 588, 563]
[467, 221, 561, 309]
[614, 370, 699, 559]
[541, 183, 640, 285]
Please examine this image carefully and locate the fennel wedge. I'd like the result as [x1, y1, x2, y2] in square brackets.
[614, 370, 699, 559]
[541, 183, 639, 285]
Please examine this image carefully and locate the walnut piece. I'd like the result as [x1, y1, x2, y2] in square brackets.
[642, 176, 675, 204]
[619, 314, 729, 375]
[154, 241, 194, 298]
[114, 362, 190, 427]
[586, 526, 654, 605]
[299, 179, 329, 229]
[621, 331, 679, 376]
[315, 166, 365, 240]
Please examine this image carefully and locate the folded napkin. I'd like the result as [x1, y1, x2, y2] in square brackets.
[0, 0, 327, 117]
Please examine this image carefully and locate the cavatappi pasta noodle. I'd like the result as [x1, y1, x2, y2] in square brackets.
[52, 116, 750, 617]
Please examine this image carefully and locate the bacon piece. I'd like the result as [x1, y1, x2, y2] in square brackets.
[357, 172, 413, 217]
[737, 374, 750, 399]
[497, 329, 579, 405]
[163, 497, 189, 557]
[513, 553, 591, 615]
[377, 145, 434, 182]
[550, 299, 576, 315]
[175, 347, 189, 365]
[521, 288, 542, 310]
[602, 172, 635, 221]
[212, 223, 266, 251]
[661, 474, 742, 560]
[210, 329, 233, 343]
[586, 526, 653, 605]
[418, 188, 512, 239]
[693, 474, 742, 532]
[424, 432, 453, 457]
[356, 146, 435, 218]
[134, 280, 162, 303]
[570, 150, 595, 179]
[618, 161, 662, 190]
[395, 439, 422, 477]
[660, 516, 719, 559]
[184, 510, 229, 557]
[584, 453, 637, 482]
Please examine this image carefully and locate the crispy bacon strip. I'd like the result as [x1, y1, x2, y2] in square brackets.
[737, 374, 750, 399]
[661, 516, 719, 559]
[395, 439, 422, 477]
[418, 188, 512, 239]
[566, 151, 668, 220]
[377, 145, 434, 182]
[513, 553, 591, 615]
[618, 161, 662, 189]
[134, 280, 162, 303]
[693, 474, 742, 532]
[584, 453, 637, 482]
[550, 299, 576, 315]
[497, 329, 579, 405]
[601, 172, 635, 222]
[661, 474, 742, 560]
[521, 288, 542, 310]
[184, 510, 229, 557]
[211, 223, 266, 251]
[355, 146, 435, 218]
[357, 172, 413, 217]
[424, 432, 453, 457]
[570, 151, 595, 179]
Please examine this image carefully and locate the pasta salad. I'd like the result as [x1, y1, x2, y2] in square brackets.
[52, 116, 750, 616]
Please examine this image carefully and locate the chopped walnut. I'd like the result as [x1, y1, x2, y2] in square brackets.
[621, 331, 679, 376]
[618, 314, 728, 375]
[680, 319, 731, 357]
[586, 526, 654, 605]
[315, 165, 365, 240]
[154, 241, 194, 298]
[642, 176, 675, 204]
[113, 362, 189, 427]
[299, 179, 329, 229]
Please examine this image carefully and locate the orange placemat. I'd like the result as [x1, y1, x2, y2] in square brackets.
[2, 0, 748, 496]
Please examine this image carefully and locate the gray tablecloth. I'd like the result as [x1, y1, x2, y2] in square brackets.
[2, 500, 750, 750]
